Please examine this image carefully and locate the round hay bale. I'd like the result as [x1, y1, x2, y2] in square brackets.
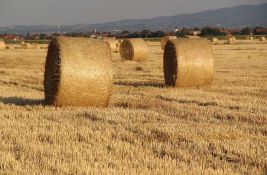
[120, 38, 148, 62]
[260, 37, 266, 41]
[247, 36, 254, 40]
[227, 37, 234, 44]
[103, 38, 117, 53]
[21, 43, 35, 49]
[164, 39, 214, 87]
[161, 36, 177, 50]
[212, 38, 218, 42]
[40, 44, 49, 49]
[0, 40, 6, 50]
[184, 35, 200, 39]
[6, 45, 16, 50]
[44, 37, 113, 107]
[32, 43, 41, 49]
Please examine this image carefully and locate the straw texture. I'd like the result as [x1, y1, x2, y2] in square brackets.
[120, 38, 148, 62]
[0, 40, 6, 50]
[164, 39, 214, 87]
[103, 38, 117, 53]
[161, 36, 177, 49]
[44, 37, 113, 107]
[115, 40, 122, 53]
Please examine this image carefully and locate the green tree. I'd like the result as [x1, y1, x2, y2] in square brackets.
[40, 33, 46, 40]
[176, 28, 190, 37]
[151, 31, 165, 37]
[200, 27, 225, 36]
[140, 30, 152, 38]
[241, 27, 251, 35]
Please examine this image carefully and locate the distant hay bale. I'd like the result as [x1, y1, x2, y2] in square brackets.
[227, 37, 234, 44]
[103, 38, 117, 53]
[21, 43, 35, 49]
[184, 35, 200, 39]
[32, 43, 41, 49]
[212, 38, 218, 42]
[260, 37, 266, 41]
[44, 37, 113, 107]
[20, 43, 40, 49]
[0, 40, 6, 50]
[247, 36, 254, 40]
[40, 44, 49, 49]
[164, 39, 214, 87]
[161, 36, 177, 49]
[6, 45, 15, 50]
[120, 38, 148, 62]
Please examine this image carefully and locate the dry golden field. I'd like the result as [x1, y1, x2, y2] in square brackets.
[0, 41, 267, 174]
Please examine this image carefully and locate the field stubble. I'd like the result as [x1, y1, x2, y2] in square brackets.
[0, 41, 267, 174]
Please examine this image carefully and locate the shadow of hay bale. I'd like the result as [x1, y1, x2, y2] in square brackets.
[114, 81, 164, 88]
[156, 95, 218, 107]
[0, 97, 44, 106]
[135, 66, 144, 71]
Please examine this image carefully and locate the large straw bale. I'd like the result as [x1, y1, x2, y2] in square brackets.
[161, 36, 177, 49]
[164, 39, 214, 87]
[44, 37, 113, 107]
[120, 38, 148, 62]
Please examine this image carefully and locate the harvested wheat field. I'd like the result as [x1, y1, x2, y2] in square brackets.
[0, 40, 267, 174]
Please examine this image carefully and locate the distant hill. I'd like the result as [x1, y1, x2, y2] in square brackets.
[1, 3, 267, 34]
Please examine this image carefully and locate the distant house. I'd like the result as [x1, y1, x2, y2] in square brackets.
[191, 31, 201, 36]
[90, 34, 97, 39]
[101, 32, 111, 38]
[219, 29, 241, 35]
[228, 29, 241, 35]
[254, 28, 267, 35]
[114, 33, 130, 38]
[29, 34, 40, 40]
[165, 31, 176, 36]
[4, 34, 24, 41]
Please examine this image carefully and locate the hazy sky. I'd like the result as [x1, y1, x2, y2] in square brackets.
[0, 0, 266, 27]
